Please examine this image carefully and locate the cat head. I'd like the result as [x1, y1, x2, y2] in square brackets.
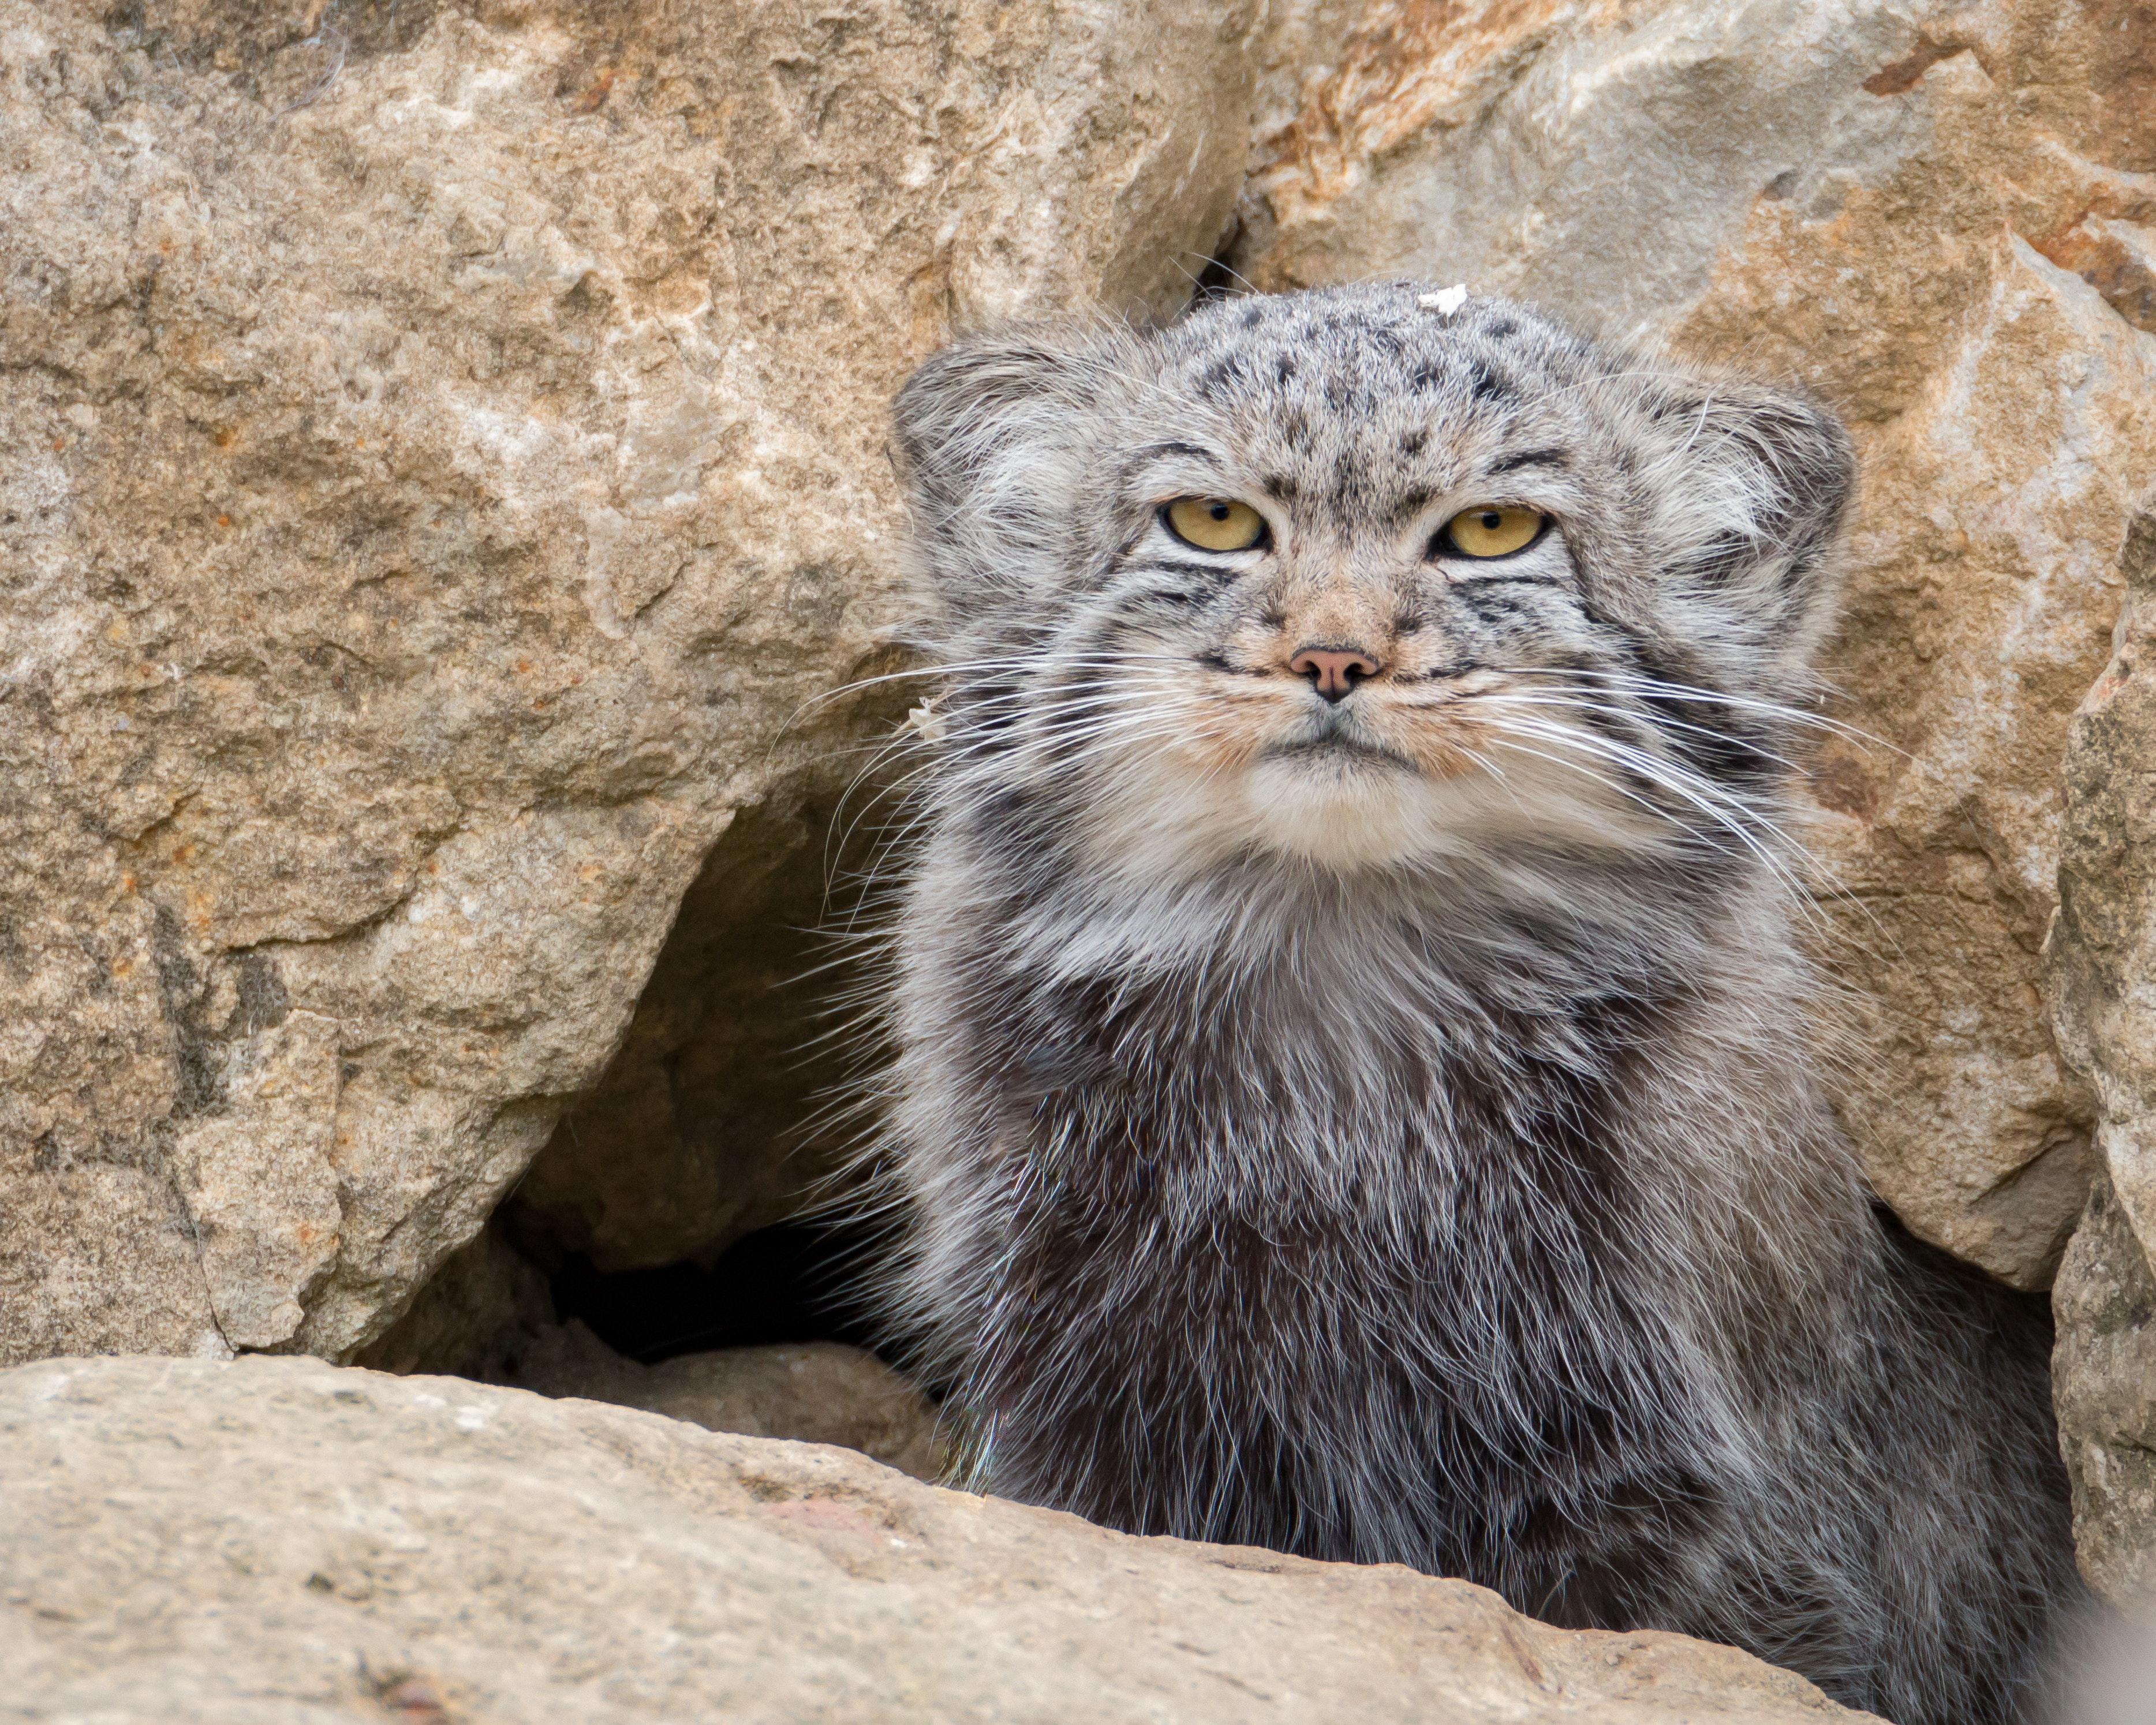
[890, 282, 1852, 882]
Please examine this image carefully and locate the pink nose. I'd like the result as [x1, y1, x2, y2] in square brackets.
[1289, 645, 1380, 702]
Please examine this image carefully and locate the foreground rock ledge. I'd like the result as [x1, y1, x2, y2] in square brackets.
[2, 1357, 1866, 1724]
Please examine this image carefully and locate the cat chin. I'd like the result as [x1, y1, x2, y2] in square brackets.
[1240, 754, 1464, 868]
[1241, 762, 1641, 871]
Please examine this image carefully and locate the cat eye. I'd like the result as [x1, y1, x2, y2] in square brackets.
[1164, 497, 1267, 553]
[1437, 505, 1545, 559]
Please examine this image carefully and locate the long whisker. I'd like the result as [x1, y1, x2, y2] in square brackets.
[1479, 692, 1811, 778]
[1489, 713, 1795, 864]
[1490, 698, 1875, 928]
[1523, 667, 1899, 755]
[1481, 713, 1824, 917]
[781, 650, 1204, 734]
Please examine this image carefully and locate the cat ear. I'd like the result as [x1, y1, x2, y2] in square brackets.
[892, 330, 1105, 500]
[1642, 381, 1855, 689]
[891, 327, 1123, 625]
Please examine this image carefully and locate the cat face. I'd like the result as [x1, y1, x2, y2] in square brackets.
[891, 283, 1851, 881]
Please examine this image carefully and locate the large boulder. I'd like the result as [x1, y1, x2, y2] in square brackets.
[0, 1354, 1874, 1722]
[1235, 0, 2156, 1290]
[2050, 498, 2156, 1604]
[0, 0, 1261, 1362]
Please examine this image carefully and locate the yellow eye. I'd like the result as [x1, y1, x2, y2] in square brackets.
[1164, 496, 1266, 552]
[1442, 505, 1544, 559]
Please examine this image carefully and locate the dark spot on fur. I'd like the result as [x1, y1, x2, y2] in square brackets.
[1152, 558, 1243, 587]
[1469, 361, 1514, 404]
[1194, 647, 1269, 678]
[1489, 447, 1567, 475]
[1449, 585, 1536, 626]
[1401, 428, 1429, 456]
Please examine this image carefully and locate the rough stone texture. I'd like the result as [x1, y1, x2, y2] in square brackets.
[2050, 499, 2156, 1605]
[347, 1219, 558, 1380]
[0, 1354, 1875, 1723]
[512, 1329, 950, 1481]
[349, 1223, 948, 1477]
[0, 0, 1262, 1363]
[1235, 0, 2156, 1290]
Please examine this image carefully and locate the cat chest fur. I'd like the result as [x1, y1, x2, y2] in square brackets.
[896, 853, 1777, 1610]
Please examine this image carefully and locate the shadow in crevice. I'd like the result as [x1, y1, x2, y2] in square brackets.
[505, 654, 920, 1279]
[539, 1216, 890, 1367]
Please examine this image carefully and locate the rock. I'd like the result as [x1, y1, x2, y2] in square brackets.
[2052, 1170, 2156, 1606]
[2049, 496, 2156, 1605]
[353, 1224, 948, 1478]
[514, 1330, 950, 1482]
[349, 1220, 558, 1382]
[1232, 0, 2156, 1290]
[0, 1354, 1876, 1723]
[0, 0, 1262, 1364]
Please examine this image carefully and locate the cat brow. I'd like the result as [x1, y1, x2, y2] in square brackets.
[1116, 441, 1233, 495]
[1488, 447, 1569, 474]
[1126, 440, 1223, 466]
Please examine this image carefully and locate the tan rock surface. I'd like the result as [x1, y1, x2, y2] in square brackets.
[514, 1329, 950, 1481]
[0, 0, 1261, 1364]
[0, 1354, 1875, 1723]
[352, 1225, 949, 1477]
[1233, 0, 2156, 1290]
[2050, 498, 2156, 1604]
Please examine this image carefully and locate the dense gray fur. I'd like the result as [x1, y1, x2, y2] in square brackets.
[862, 282, 2079, 1724]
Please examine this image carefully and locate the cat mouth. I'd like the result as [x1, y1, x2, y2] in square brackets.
[1261, 724, 1414, 771]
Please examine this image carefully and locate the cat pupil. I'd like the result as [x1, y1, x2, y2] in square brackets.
[1209, 502, 1230, 520]
[1480, 511, 1501, 528]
